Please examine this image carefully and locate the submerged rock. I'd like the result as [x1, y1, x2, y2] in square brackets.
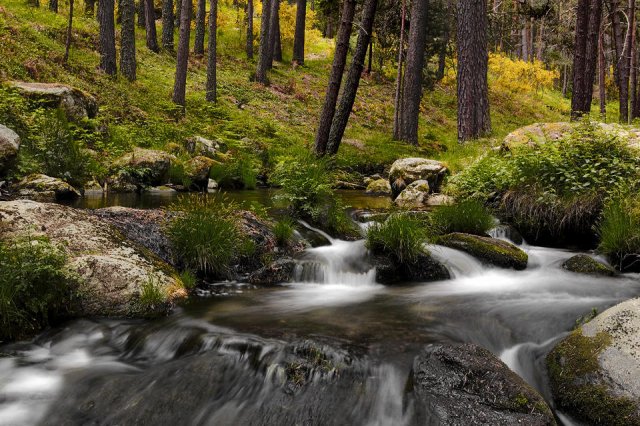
[412, 343, 556, 425]
[8, 81, 98, 122]
[389, 157, 448, 198]
[15, 174, 80, 202]
[0, 124, 20, 175]
[562, 254, 615, 277]
[0, 200, 184, 317]
[438, 233, 528, 270]
[547, 298, 640, 426]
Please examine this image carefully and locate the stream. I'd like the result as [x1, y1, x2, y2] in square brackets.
[1, 192, 640, 425]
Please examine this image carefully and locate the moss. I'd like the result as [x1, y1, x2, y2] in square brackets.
[437, 233, 528, 270]
[562, 254, 615, 277]
[547, 330, 640, 426]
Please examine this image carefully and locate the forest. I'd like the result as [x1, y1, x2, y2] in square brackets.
[0, 0, 639, 425]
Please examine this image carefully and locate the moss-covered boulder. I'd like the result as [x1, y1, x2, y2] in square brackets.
[394, 180, 430, 208]
[0, 200, 185, 317]
[8, 81, 98, 122]
[374, 251, 450, 284]
[365, 178, 391, 195]
[0, 124, 20, 175]
[185, 136, 221, 158]
[389, 157, 448, 198]
[185, 155, 216, 187]
[15, 174, 80, 202]
[438, 232, 528, 270]
[547, 298, 640, 425]
[562, 254, 615, 277]
[109, 148, 174, 190]
[501, 122, 572, 151]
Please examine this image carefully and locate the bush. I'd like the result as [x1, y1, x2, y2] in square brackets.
[429, 200, 495, 236]
[598, 197, 640, 270]
[166, 195, 253, 278]
[0, 236, 76, 341]
[209, 153, 258, 189]
[366, 213, 430, 263]
[274, 218, 296, 246]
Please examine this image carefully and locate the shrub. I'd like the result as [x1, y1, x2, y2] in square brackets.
[166, 195, 253, 278]
[274, 218, 296, 246]
[597, 197, 640, 270]
[429, 200, 495, 236]
[0, 236, 76, 341]
[366, 213, 430, 263]
[209, 154, 258, 189]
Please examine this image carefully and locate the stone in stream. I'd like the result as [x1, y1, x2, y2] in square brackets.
[393, 180, 430, 208]
[184, 155, 217, 188]
[8, 81, 98, 122]
[374, 251, 451, 284]
[108, 148, 175, 191]
[0, 124, 20, 175]
[365, 178, 391, 195]
[14, 173, 80, 202]
[437, 232, 528, 270]
[388, 157, 448, 198]
[247, 257, 297, 285]
[562, 254, 615, 277]
[547, 298, 640, 426]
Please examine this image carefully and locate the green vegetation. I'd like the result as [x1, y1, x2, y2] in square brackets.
[429, 200, 495, 236]
[0, 236, 77, 341]
[597, 197, 640, 270]
[366, 212, 429, 263]
[138, 275, 166, 310]
[273, 217, 296, 246]
[437, 232, 528, 270]
[166, 195, 254, 278]
[179, 270, 198, 290]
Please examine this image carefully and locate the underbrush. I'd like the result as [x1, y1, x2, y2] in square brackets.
[429, 200, 495, 236]
[597, 196, 640, 271]
[366, 213, 429, 263]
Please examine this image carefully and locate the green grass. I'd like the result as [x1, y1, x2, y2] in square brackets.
[273, 217, 296, 246]
[138, 274, 166, 309]
[598, 197, 640, 270]
[366, 212, 429, 263]
[429, 200, 495, 236]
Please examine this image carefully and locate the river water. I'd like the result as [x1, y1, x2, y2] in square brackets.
[1, 192, 639, 425]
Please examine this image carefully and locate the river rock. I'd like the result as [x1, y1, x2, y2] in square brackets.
[412, 343, 556, 425]
[8, 81, 98, 122]
[389, 158, 448, 198]
[438, 233, 528, 270]
[207, 178, 219, 193]
[374, 252, 450, 284]
[247, 258, 297, 285]
[365, 178, 391, 195]
[185, 155, 216, 187]
[393, 180, 430, 208]
[0, 124, 20, 175]
[0, 200, 185, 317]
[185, 135, 220, 158]
[562, 254, 615, 277]
[547, 298, 640, 425]
[109, 148, 174, 190]
[15, 174, 80, 202]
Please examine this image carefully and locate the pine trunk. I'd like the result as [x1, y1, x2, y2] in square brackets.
[255, 0, 272, 83]
[176, 0, 182, 26]
[173, 0, 192, 107]
[599, 27, 607, 117]
[206, 0, 218, 102]
[267, 0, 280, 68]
[121, 0, 137, 81]
[292, 0, 306, 64]
[326, 0, 378, 155]
[619, 0, 636, 122]
[194, 0, 206, 55]
[137, 0, 145, 26]
[247, 0, 254, 59]
[274, 9, 282, 62]
[392, 0, 406, 140]
[85, 0, 95, 17]
[49, 0, 58, 12]
[99, 0, 117, 75]
[313, 0, 356, 155]
[162, 0, 174, 51]
[631, 8, 639, 119]
[64, 0, 74, 63]
[144, 0, 159, 51]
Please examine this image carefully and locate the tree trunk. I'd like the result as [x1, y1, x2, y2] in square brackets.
[137, 0, 145, 26]
[144, 0, 159, 51]
[85, 0, 95, 17]
[176, 0, 182, 26]
[562, 63, 568, 97]
[206, 0, 218, 102]
[313, 0, 356, 155]
[49, 0, 58, 12]
[599, 27, 607, 117]
[326, 0, 378, 155]
[536, 18, 544, 61]
[457, 0, 491, 142]
[99, 0, 117, 75]
[267, 0, 280, 67]
[121, 0, 137, 81]
[247, 0, 254, 59]
[194, 0, 206, 55]
[620, 0, 636, 122]
[292, 0, 306, 64]
[173, 0, 192, 107]
[255, 0, 273, 83]
[392, 0, 407, 140]
[273, 9, 283, 62]
[162, 0, 174, 51]
[63, 0, 74, 63]
[631, 7, 639, 119]
[367, 39, 373, 73]
[398, 0, 428, 145]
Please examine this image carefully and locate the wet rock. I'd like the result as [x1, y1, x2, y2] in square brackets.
[374, 252, 450, 284]
[185, 156, 216, 187]
[247, 258, 297, 285]
[438, 233, 528, 270]
[8, 81, 98, 122]
[0, 124, 20, 175]
[15, 174, 80, 202]
[425, 193, 453, 207]
[562, 254, 615, 277]
[412, 343, 556, 425]
[83, 180, 104, 192]
[109, 148, 174, 190]
[488, 224, 524, 245]
[185, 135, 220, 158]
[207, 178, 219, 193]
[389, 158, 448, 198]
[0, 200, 184, 317]
[394, 180, 430, 208]
[547, 298, 640, 426]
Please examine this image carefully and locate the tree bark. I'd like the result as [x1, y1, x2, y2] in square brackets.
[457, 0, 491, 142]
[267, 0, 280, 67]
[392, 0, 406, 140]
[366, 39, 373, 73]
[176, 0, 182, 26]
[162, 0, 175, 51]
[206, 0, 218, 102]
[326, 0, 378, 155]
[255, 0, 273, 83]
[137, 0, 145, 26]
[313, 0, 356, 155]
[292, 0, 306, 64]
[273, 8, 283, 62]
[144, 0, 159, 51]
[247, 0, 254, 59]
[49, 0, 58, 12]
[173, 0, 192, 107]
[631, 7, 639, 119]
[99, 0, 117, 75]
[599, 27, 607, 117]
[85, 0, 95, 17]
[63, 0, 74, 63]
[194, 0, 206, 55]
[620, 0, 636, 122]
[121, 0, 137, 81]
[399, 0, 428, 145]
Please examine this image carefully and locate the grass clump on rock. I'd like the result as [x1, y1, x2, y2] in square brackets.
[597, 197, 640, 271]
[166, 195, 254, 279]
[273, 218, 296, 246]
[429, 199, 495, 236]
[0, 236, 77, 341]
[366, 213, 430, 264]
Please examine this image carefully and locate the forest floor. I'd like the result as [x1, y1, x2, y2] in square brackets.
[0, 0, 572, 184]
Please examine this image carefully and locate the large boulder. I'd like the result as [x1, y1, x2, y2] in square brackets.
[109, 148, 174, 190]
[562, 254, 615, 277]
[412, 343, 556, 425]
[0, 200, 185, 317]
[185, 136, 221, 158]
[8, 81, 98, 122]
[0, 124, 20, 175]
[438, 233, 528, 270]
[15, 174, 80, 202]
[394, 180, 430, 208]
[374, 251, 450, 284]
[389, 158, 448, 198]
[184, 155, 216, 187]
[547, 298, 640, 425]
[365, 178, 391, 195]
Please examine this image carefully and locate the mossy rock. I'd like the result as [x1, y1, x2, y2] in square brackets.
[562, 254, 615, 277]
[438, 232, 528, 270]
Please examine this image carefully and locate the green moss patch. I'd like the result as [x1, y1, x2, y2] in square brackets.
[437, 232, 528, 270]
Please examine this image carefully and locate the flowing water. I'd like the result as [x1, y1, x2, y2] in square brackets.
[2, 194, 640, 425]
